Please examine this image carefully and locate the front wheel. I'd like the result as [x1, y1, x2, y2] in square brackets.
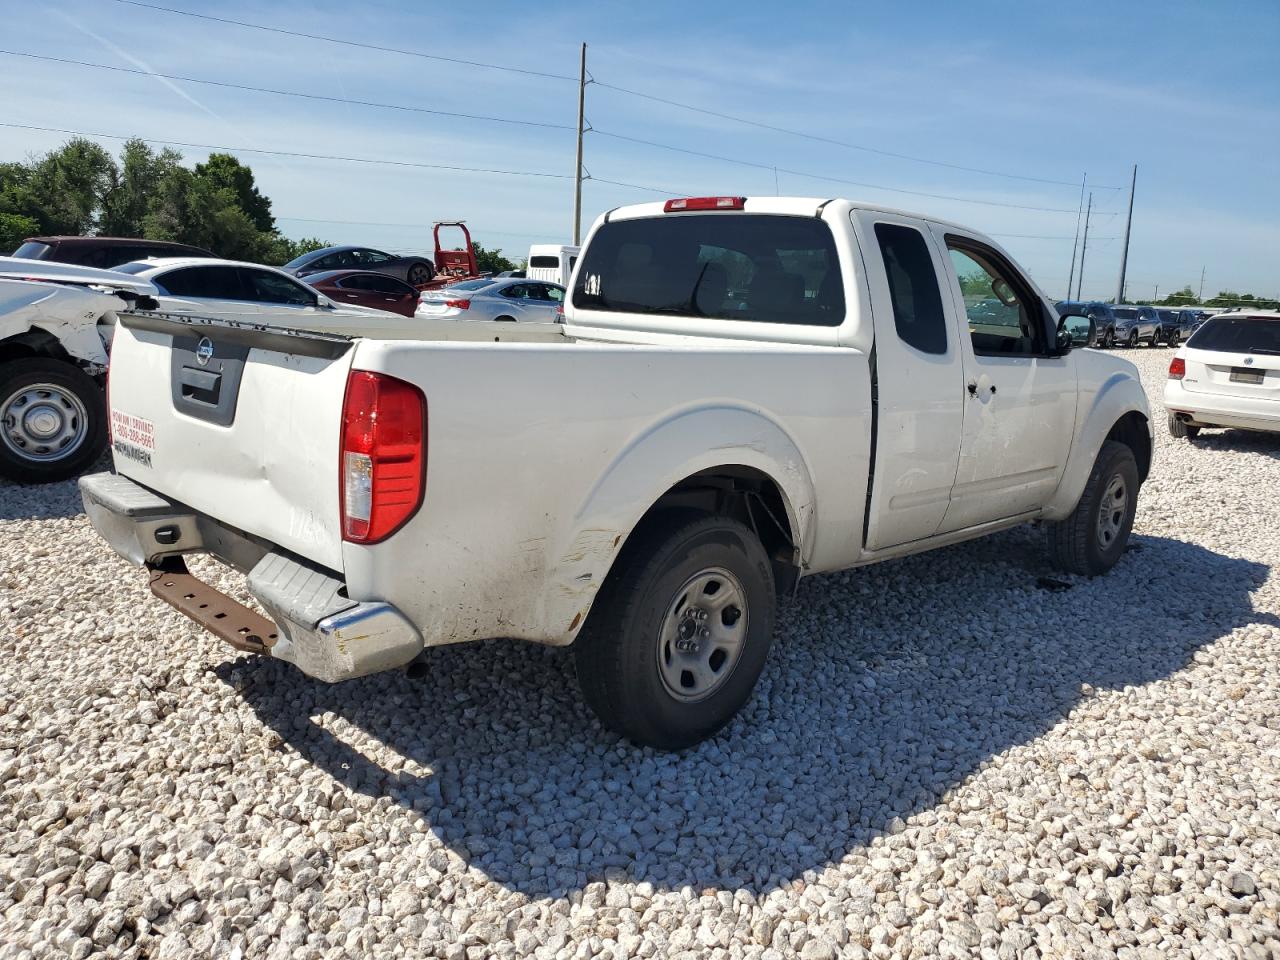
[1127, 330, 1140, 348]
[1046, 441, 1139, 576]
[1101, 329, 1115, 349]
[1150, 328, 1164, 347]
[574, 513, 776, 750]
[0, 358, 107, 484]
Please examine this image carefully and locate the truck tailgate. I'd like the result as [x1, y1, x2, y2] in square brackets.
[107, 312, 354, 572]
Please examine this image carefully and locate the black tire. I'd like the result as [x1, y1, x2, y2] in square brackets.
[1046, 441, 1139, 577]
[0, 358, 106, 484]
[1127, 330, 1139, 348]
[574, 512, 776, 750]
[1150, 328, 1164, 347]
[494, 315, 517, 323]
[406, 262, 434, 286]
[1101, 328, 1114, 349]
[1168, 414, 1200, 440]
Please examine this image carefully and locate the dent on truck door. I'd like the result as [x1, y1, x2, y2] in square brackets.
[852, 211, 965, 550]
[934, 232, 1076, 533]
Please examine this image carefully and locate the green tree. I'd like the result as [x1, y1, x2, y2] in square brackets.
[473, 241, 517, 274]
[22, 138, 116, 235]
[0, 212, 38, 253]
[1, 137, 322, 263]
[100, 139, 185, 237]
[194, 153, 274, 233]
[1157, 286, 1199, 306]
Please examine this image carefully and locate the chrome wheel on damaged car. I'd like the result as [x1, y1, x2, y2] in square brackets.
[0, 359, 106, 484]
[575, 512, 775, 749]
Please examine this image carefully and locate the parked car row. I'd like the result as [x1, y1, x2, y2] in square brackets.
[1055, 300, 1211, 349]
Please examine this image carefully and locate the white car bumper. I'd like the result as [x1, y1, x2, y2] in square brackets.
[1164, 380, 1280, 434]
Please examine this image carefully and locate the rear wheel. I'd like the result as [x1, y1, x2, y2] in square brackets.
[1168, 414, 1200, 440]
[494, 315, 517, 323]
[0, 358, 106, 484]
[574, 512, 776, 750]
[407, 262, 434, 286]
[1046, 441, 1139, 576]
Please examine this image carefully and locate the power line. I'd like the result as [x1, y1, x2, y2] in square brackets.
[276, 216, 555, 240]
[107, 0, 576, 82]
[593, 80, 1124, 191]
[0, 121, 573, 180]
[585, 141, 1081, 213]
[993, 233, 1118, 241]
[105, 1, 1124, 196]
[0, 50, 574, 131]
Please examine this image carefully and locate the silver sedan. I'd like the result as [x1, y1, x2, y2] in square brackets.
[416, 278, 565, 322]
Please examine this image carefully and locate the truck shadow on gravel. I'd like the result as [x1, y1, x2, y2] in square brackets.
[221, 526, 1275, 899]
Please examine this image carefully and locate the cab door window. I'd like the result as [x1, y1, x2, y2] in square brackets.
[946, 241, 1047, 356]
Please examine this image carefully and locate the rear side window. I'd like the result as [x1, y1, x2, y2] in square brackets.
[1187, 317, 1280, 354]
[240, 269, 315, 304]
[874, 223, 947, 355]
[573, 214, 844, 326]
[529, 256, 559, 268]
[13, 241, 51, 259]
[155, 265, 243, 299]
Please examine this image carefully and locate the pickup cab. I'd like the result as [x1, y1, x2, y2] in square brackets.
[81, 196, 1152, 749]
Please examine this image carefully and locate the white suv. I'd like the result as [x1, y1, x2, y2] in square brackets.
[1165, 311, 1280, 438]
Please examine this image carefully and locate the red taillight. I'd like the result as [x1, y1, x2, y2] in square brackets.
[443, 298, 470, 309]
[1168, 356, 1186, 380]
[340, 370, 426, 544]
[663, 196, 746, 212]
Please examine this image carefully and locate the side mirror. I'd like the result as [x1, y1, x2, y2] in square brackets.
[1055, 312, 1092, 354]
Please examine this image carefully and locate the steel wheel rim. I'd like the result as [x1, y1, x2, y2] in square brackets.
[1, 382, 89, 463]
[1096, 473, 1128, 549]
[656, 566, 749, 703]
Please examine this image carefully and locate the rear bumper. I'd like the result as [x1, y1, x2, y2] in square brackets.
[1164, 381, 1280, 434]
[79, 472, 424, 682]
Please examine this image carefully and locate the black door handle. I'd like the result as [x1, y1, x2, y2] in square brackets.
[967, 382, 977, 395]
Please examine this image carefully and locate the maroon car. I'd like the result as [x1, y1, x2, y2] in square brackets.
[301, 270, 420, 318]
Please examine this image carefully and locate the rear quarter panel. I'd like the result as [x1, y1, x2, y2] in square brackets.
[344, 338, 870, 647]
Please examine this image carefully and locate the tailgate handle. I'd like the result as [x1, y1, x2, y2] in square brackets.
[178, 366, 222, 402]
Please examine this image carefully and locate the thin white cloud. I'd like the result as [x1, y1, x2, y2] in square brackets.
[53, 9, 227, 125]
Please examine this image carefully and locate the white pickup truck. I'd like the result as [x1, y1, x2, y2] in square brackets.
[81, 196, 1152, 749]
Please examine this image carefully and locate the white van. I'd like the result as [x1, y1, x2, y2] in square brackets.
[526, 244, 579, 286]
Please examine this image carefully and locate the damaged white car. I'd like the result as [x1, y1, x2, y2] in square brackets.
[0, 257, 159, 483]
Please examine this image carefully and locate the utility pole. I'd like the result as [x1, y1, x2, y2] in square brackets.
[1199, 266, 1206, 301]
[1115, 164, 1137, 304]
[572, 42, 587, 246]
[1154, 284, 1159, 302]
[1076, 192, 1093, 301]
[1067, 173, 1087, 301]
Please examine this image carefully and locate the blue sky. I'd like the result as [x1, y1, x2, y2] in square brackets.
[3, 0, 1277, 299]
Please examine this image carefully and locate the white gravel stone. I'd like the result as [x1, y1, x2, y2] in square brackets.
[1, 349, 1278, 957]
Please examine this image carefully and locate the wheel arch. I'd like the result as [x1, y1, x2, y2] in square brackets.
[1043, 372, 1152, 520]
[547, 405, 815, 641]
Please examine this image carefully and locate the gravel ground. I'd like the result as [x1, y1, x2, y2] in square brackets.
[2, 347, 1278, 960]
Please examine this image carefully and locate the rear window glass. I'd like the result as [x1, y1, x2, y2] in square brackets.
[13, 241, 51, 260]
[529, 256, 559, 268]
[875, 222, 947, 354]
[443, 279, 495, 292]
[573, 214, 844, 326]
[1187, 316, 1280, 354]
